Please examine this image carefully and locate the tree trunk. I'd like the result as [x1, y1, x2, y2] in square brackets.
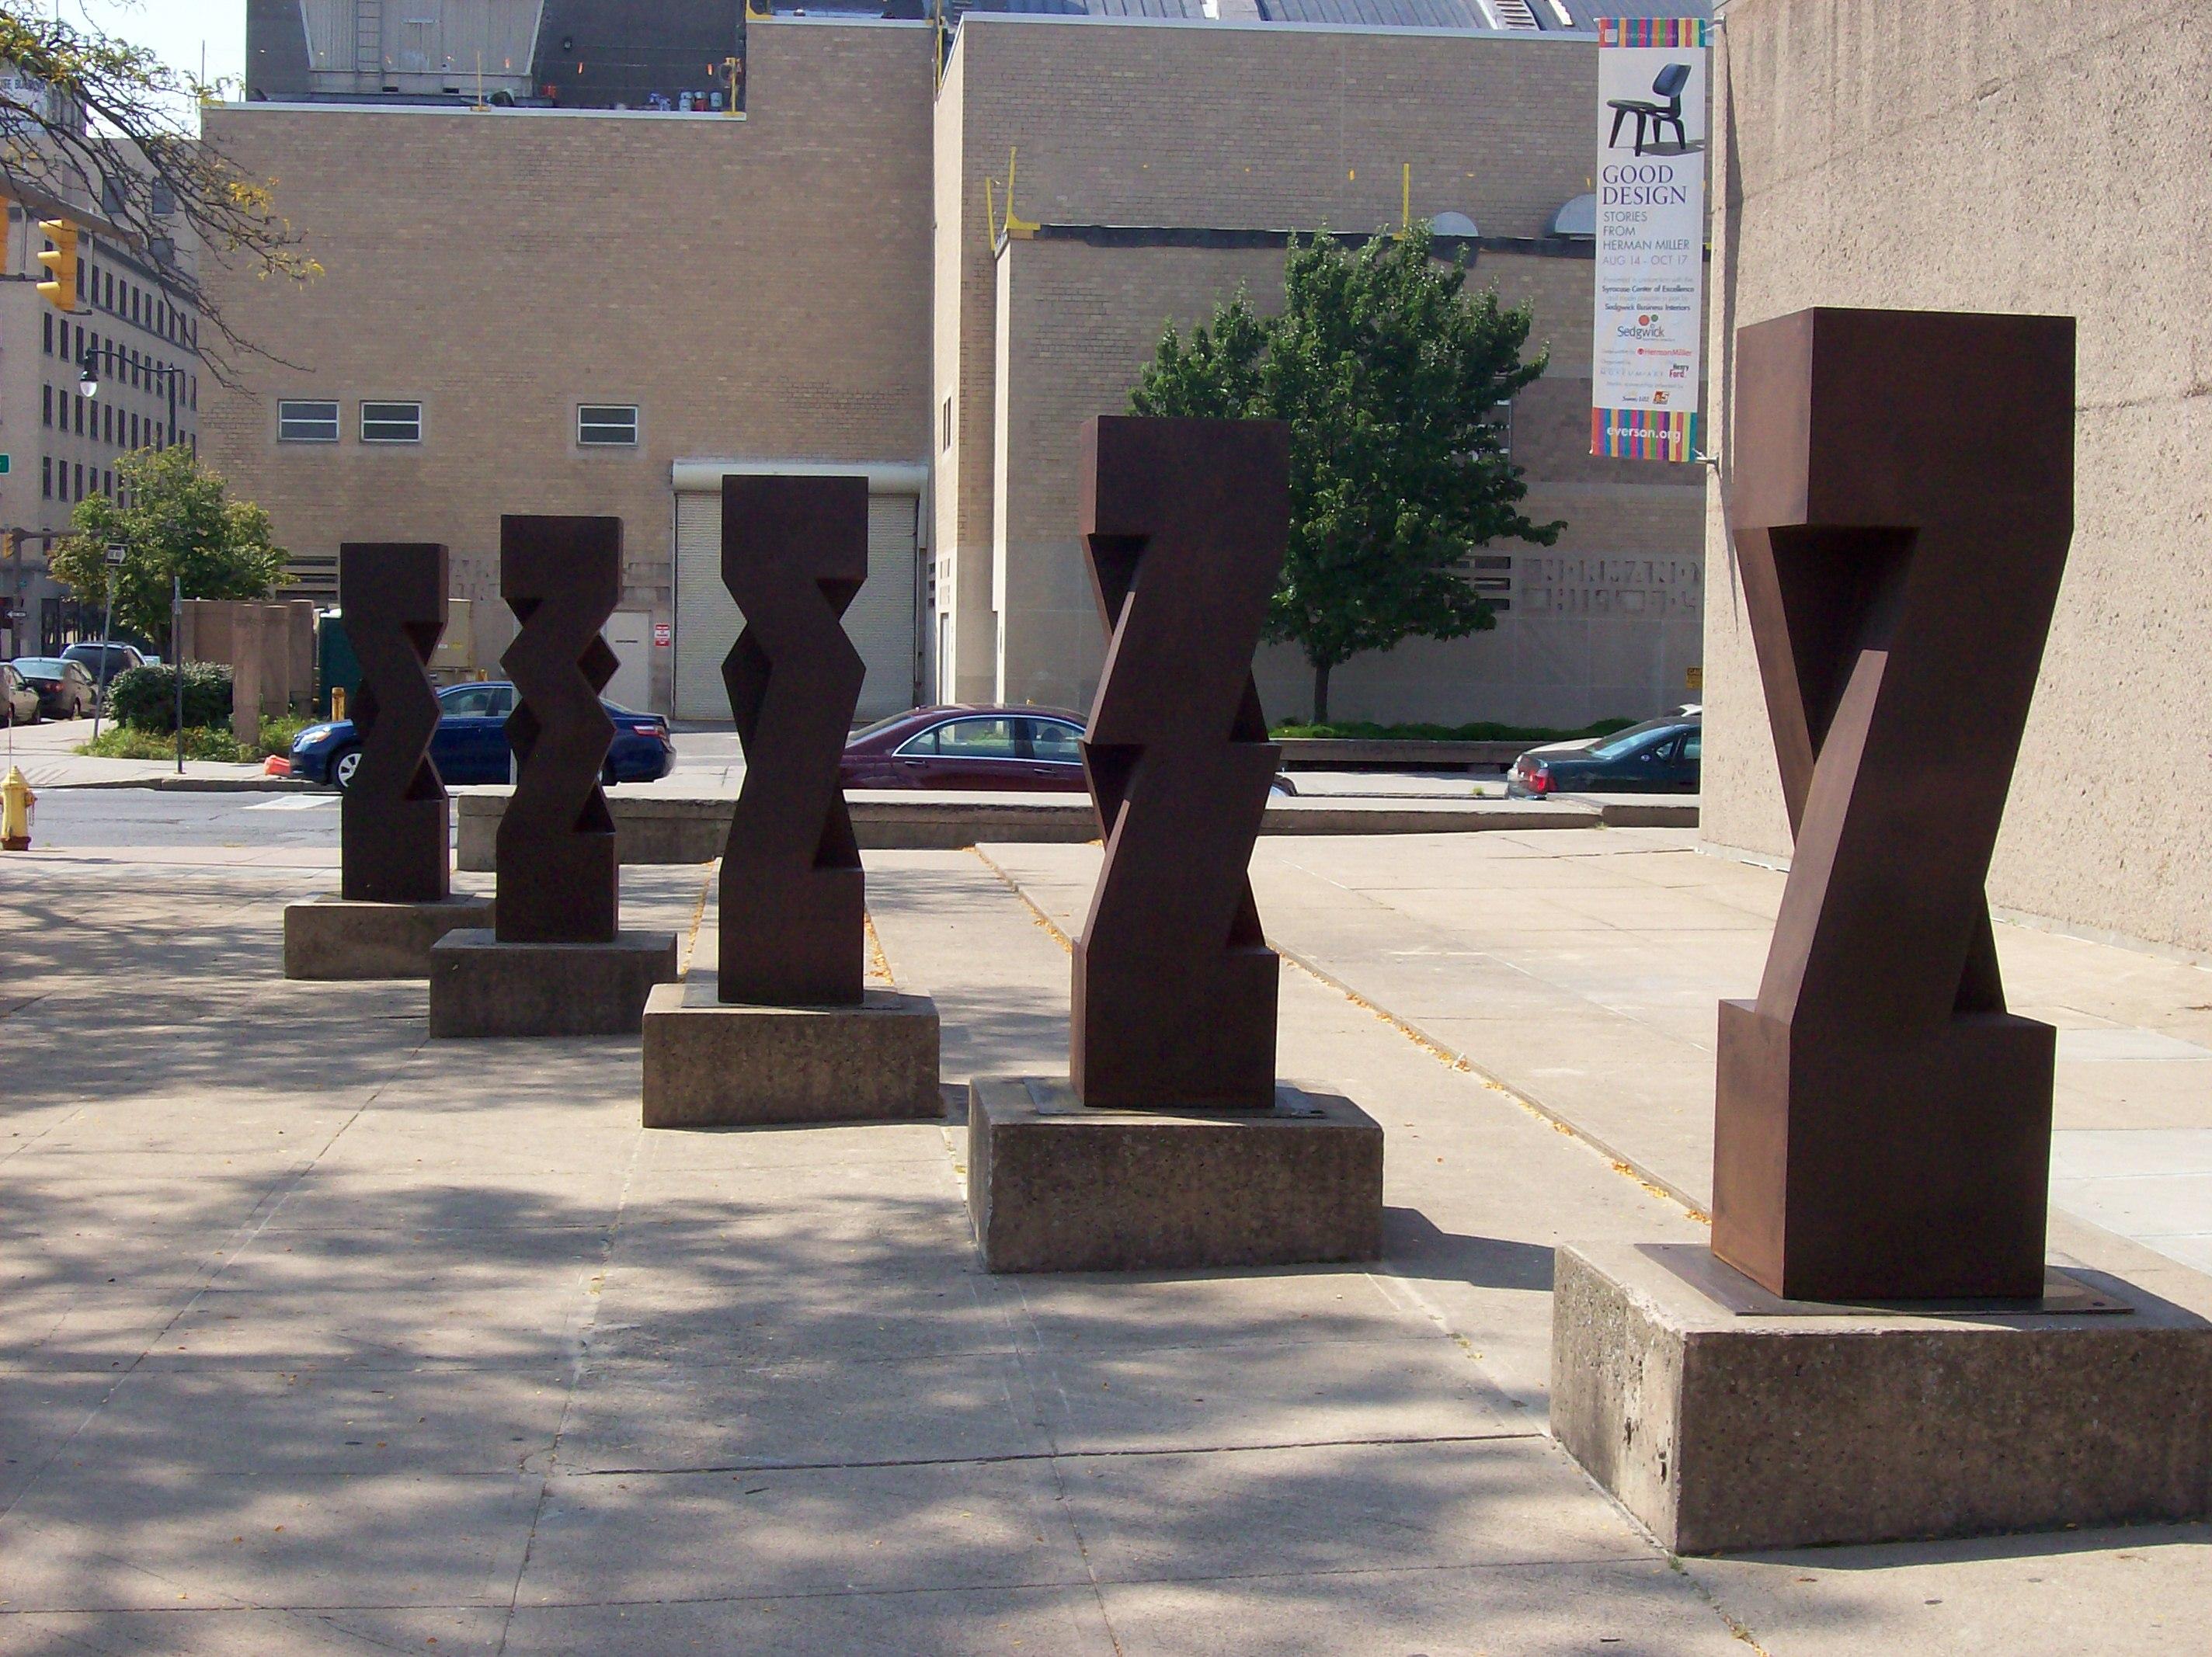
[1312, 658, 1332, 726]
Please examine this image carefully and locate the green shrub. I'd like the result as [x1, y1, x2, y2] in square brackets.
[78, 710, 314, 762]
[1271, 717, 1636, 743]
[109, 662, 233, 731]
[78, 724, 248, 761]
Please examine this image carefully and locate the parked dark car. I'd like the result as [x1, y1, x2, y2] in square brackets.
[12, 656, 98, 719]
[1507, 714, 1700, 797]
[1, 662, 40, 725]
[840, 706, 1091, 791]
[61, 640, 152, 698]
[290, 680, 676, 790]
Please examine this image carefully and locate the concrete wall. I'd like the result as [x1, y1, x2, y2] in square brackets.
[1701, 0, 2212, 956]
[202, 19, 934, 713]
[941, 16, 1706, 723]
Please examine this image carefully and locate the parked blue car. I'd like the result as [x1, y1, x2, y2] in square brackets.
[290, 680, 676, 790]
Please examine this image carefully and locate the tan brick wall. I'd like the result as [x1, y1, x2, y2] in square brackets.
[991, 234, 1702, 723]
[1701, 0, 2212, 956]
[941, 16, 1706, 718]
[203, 19, 935, 710]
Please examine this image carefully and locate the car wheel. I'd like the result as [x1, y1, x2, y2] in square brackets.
[332, 746, 362, 791]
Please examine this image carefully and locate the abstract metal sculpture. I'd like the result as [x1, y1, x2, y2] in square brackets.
[717, 474, 871, 1006]
[339, 542, 450, 905]
[1070, 415, 1290, 1111]
[1713, 307, 2075, 1301]
[496, 515, 621, 946]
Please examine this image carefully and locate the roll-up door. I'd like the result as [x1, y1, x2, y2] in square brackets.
[673, 481, 920, 724]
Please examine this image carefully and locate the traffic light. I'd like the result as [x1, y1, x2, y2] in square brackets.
[37, 218, 78, 312]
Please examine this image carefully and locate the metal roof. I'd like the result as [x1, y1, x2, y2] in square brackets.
[964, 0, 1709, 26]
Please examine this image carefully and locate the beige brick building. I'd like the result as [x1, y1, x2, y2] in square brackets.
[204, 12, 1706, 728]
[1699, 0, 2210, 958]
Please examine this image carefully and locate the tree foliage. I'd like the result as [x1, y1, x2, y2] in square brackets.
[50, 445, 290, 645]
[1132, 225, 1562, 721]
[0, 2, 318, 367]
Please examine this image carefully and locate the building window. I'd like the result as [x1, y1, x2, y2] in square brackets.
[360, 401, 423, 443]
[941, 395, 953, 451]
[41, 456, 50, 498]
[130, 412, 139, 447]
[73, 462, 82, 500]
[41, 384, 50, 426]
[277, 400, 341, 443]
[74, 395, 84, 436]
[576, 404, 638, 446]
[41, 311, 50, 354]
[103, 404, 113, 444]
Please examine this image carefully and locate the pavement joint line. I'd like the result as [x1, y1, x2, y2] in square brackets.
[676, 860, 715, 977]
[573, 1428, 1548, 1480]
[495, 1111, 652, 1655]
[972, 844, 1709, 1225]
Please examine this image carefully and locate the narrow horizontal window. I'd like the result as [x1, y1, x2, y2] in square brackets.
[577, 404, 638, 447]
[360, 401, 423, 443]
[277, 400, 340, 443]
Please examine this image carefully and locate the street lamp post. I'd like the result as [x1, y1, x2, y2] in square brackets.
[172, 570, 183, 775]
[78, 344, 183, 451]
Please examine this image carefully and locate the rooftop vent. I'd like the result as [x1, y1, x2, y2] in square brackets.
[1549, 193, 1595, 238]
[1431, 210, 1480, 238]
[1483, 0, 1541, 26]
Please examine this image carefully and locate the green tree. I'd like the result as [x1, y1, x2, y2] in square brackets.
[1132, 225, 1562, 723]
[0, 2, 318, 361]
[50, 445, 290, 648]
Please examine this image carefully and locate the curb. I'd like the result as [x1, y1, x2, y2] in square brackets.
[43, 775, 317, 794]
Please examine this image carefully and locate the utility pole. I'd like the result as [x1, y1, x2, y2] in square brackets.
[171, 570, 183, 774]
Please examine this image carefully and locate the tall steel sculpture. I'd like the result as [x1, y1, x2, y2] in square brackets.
[1713, 307, 2075, 1301]
[496, 515, 621, 945]
[718, 474, 871, 1006]
[1070, 415, 1289, 1110]
[339, 542, 450, 905]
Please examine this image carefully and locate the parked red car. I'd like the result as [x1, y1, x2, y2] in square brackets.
[840, 706, 1089, 790]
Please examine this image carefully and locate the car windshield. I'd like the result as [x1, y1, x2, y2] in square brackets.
[1586, 721, 1691, 762]
[15, 658, 66, 675]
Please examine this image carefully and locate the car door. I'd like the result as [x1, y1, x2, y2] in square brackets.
[915, 716, 1027, 789]
[430, 684, 499, 783]
[1611, 733, 1682, 793]
[1671, 728, 1702, 792]
[1017, 716, 1088, 790]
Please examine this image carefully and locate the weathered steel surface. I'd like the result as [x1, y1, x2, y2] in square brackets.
[1070, 415, 1290, 1111]
[1713, 307, 2075, 1301]
[716, 474, 871, 1006]
[339, 542, 450, 905]
[495, 515, 621, 945]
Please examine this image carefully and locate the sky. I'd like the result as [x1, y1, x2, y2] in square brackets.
[53, 1, 245, 126]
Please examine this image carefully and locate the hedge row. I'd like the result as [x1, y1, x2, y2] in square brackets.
[107, 662, 234, 732]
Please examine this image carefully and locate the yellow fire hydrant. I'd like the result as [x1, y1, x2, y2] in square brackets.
[2, 765, 33, 852]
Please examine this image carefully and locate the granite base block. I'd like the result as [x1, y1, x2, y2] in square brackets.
[426, 929, 677, 1037]
[641, 980, 941, 1127]
[966, 1076, 1383, 1273]
[283, 893, 494, 980]
[1549, 1241, 2212, 1554]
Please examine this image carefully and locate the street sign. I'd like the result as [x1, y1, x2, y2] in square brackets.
[0, 453, 11, 474]
[104, 542, 127, 567]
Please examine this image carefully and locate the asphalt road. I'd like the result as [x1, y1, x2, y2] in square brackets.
[20, 789, 345, 849]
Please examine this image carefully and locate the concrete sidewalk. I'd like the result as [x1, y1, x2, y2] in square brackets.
[4, 716, 285, 791]
[3, 839, 2207, 1652]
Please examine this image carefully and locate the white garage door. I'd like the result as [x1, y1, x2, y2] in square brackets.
[673, 484, 920, 724]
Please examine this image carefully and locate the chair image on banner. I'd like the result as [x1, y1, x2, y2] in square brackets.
[1608, 61, 1692, 156]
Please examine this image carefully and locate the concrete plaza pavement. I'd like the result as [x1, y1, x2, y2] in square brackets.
[2, 823, 2207, 1652]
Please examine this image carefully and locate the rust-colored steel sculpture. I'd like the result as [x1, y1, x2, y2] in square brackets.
[1713, 307, 2075, 1301]
[717, 474, 871, 1006]
[339, 542, 451, 905]
[1071, 415, 1290, 1111]
[496, 515, 622, 945]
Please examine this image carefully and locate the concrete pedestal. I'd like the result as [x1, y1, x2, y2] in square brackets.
[966, 1076, 1383, 1273]
[641, 978, 941, 1127]
[1549, 1241, 2212, 1554]
[427, 929, 677, 1037]
[283, 893, 493, 980]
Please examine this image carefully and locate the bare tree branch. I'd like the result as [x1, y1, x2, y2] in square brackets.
[0, 4, 318, 384]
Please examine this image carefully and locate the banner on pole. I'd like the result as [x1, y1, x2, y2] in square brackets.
[1591, 17, 1709, 463]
